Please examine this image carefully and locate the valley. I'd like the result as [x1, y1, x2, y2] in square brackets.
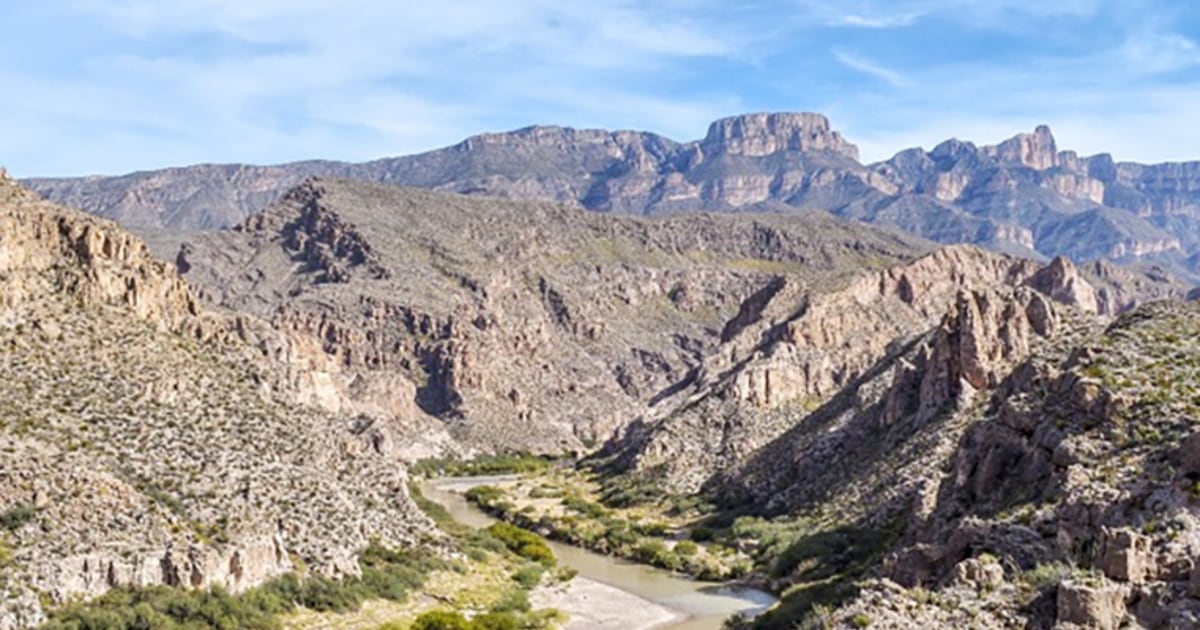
[3, 109, 1200, 629]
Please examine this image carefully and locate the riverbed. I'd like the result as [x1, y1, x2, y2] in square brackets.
[420, 475, 777, 630]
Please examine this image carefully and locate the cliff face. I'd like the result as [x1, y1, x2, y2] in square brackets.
[0, 174, 433, 629]
[23, 114, 1200, 282]
[827, 301, 1200, 629]
[175, 178, 927, 454]
[21, 112, 885, 235]
[603, 246, 1095, 495]
[24, 113, 879, 236]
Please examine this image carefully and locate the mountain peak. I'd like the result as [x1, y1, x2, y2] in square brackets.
[701, 112, 860, 160]
[983, 124, 1059, 170]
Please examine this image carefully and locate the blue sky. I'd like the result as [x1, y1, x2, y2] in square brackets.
[3, 0, 1200, 176]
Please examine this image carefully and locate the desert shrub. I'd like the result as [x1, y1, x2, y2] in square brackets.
[0, 504, 36, 531]
[561, 494, 607, 519]
[465, 485, 506, 507]
[512, 563, 545, 589]
[489, 588, 531, 613]
[486, 522, 556, 567]
[674, 540, 699, 557]
[473, 611, 522, 630]
[412, 610, 474, 630]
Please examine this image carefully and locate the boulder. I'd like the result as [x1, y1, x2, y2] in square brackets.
[1057, 580, 1128, 630]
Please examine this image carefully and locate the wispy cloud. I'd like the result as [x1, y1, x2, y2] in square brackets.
[832, 50, 911, 87]
[836, 13, 922, 28]
[1120, 30, 1200, 73]
[3, 0, 1200, 175]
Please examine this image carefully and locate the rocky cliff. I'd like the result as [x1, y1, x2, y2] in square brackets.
[22, 114, 1200, 281]
[602, 246, 1101, 495]
[0, 173, 433, 628]
[822, 300, 1200, 629]
[174, 177, 927, 454]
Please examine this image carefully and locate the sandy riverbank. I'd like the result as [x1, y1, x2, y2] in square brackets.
[532, 576, 687, 630]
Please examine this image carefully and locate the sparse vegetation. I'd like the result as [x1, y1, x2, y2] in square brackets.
[37, 539, 452, 629]
[0, 503, 36, 531]
[485, 522, 556, 567]
[411, 454, 557, 478]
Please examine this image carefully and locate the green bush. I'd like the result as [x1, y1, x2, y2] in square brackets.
[0, 504, 36, 531]
[633, 540, 682, 571]
[689, 526, 714, 542]
[412, 610, 475, 630]
[465, 486, 506, 507]
[486, 523, 556, 567]
[512, 563, 545, 589]
[850, 612, 872, 627]
[674, 540, 699, 557]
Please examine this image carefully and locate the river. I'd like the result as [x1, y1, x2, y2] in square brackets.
[420, 476, 777, 630]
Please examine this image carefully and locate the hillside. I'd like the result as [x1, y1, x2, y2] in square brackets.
[0, 173, 433, 628]
[174, 177, 929, 453]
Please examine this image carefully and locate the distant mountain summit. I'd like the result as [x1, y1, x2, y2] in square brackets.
[21, 113, 1200, 280]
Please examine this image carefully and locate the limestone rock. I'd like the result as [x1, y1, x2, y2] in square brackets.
[1097, 528, 1153, 583]
[983, 124, 1059, 170]
[700, 112, 860, 161]
[950, 557, 1005, 589]
[1056, 580, 1128, 630]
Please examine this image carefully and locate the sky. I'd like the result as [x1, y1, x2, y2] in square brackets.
[3, 0, 1200, 176]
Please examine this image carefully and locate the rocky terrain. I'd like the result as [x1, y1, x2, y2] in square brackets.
[174, 177, 927, 453]
[822, 300, 1200, 629]
[588, 224, 1200, 627]
[0, 172, 434, 628]
[23, 113, 1200, 279]
[8, 152, 1200, 630]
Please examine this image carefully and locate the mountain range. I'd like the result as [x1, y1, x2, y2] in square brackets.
[23, 112, 1200, 281]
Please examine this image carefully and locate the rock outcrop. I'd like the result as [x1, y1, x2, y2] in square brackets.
[699, 112, 860, 161]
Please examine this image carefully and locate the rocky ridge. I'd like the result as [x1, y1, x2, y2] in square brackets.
[0, 173, 434, 628]
[22, 114, 1200, 281]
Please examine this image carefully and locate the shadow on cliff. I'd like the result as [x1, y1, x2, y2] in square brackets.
[698, 333, 936, 522]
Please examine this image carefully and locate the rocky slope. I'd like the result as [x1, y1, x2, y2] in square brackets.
[23, 114, 1200, 279]
[822, 300, 1200, 629]
[587, 213, 1200, 626]
[173, 177, 927, 453]
[0, 172, 433, 628]
[602, 247, 1097, 495]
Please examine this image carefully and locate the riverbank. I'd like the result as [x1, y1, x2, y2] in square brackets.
[420, 476, 776, 630]
[531, 577, 686, 630]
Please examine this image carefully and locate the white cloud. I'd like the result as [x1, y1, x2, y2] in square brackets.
[837, 13, 921, 28]
[1120, 30, 1200, 74]
[832, 50, 911, 87]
